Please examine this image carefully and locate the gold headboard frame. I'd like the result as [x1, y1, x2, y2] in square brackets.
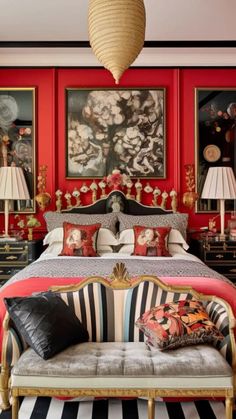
[55, 181, 178, 213]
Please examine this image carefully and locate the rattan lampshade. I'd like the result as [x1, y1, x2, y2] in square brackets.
[88, 0, 146, 84]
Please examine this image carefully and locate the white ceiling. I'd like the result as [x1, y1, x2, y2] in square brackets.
[1, 0, 236, 68]
[0, 0, 236, 42]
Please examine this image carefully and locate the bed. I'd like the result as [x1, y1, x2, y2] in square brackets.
[0, 190, 236, 362]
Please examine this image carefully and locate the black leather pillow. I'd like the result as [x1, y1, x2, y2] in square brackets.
[4, 293, 89, 360]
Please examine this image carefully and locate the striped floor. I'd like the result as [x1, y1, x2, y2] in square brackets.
[0, 398, 234, 419]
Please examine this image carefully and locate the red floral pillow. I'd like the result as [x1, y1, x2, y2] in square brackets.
[60, 222, 101, 257]
[135, 299, 223, 351]
[133, 225, 171, 257]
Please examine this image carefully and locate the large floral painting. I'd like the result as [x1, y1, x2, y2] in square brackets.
[66, 88, 166, 178]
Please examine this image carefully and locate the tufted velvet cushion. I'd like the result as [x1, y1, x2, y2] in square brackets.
[12, 342, 231, 379]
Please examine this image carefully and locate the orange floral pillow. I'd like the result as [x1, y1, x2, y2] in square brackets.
[133, 225, 171, 257]
[135, 299, 223, 350]
[60, 222, 101, 257]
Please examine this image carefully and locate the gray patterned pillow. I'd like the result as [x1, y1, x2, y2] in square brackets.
[44, 212, 118, 234]
[117, 212, 188, 239]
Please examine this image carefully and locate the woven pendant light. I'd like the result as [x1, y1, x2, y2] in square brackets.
[88, 0, 146, 84]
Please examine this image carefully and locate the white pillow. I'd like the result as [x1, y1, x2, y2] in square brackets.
[43, 227, 119, 253]
[97, 228, 119, 247]
[118, 228, 189, 250]
[40, 242, 113, 258]
[43, 227, 63, 245]
[40, 242, 63, 257]
[118, 244, 134, 254]
[169, 229, 189, 250]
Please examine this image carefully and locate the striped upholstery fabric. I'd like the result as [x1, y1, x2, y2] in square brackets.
[4, 280, 232, 367]
[59, 283, 115, 342]
[5, 327, 28, 367]
[205, 301, 232, 365]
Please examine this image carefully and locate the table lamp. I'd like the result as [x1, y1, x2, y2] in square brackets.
[0, 166, 30, 238]
[201, 166, 236, 238]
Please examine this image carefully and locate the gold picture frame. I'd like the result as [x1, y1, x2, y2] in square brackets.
[0, 87, 36, 213]
[66, 88, 166, 179]
[195, 88, 236, 213]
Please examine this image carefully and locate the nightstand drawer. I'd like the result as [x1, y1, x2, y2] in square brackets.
[0, 243, 28, 264]
[204, 251, 236, 262]
[206, 263, 236, 276]
[0, 266, 23, 280]
[0, 239, 43, 286]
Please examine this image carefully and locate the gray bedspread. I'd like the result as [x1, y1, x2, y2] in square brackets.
[5, 256, 232, 289]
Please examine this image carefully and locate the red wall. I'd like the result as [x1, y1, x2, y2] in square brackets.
[1, 67, 236, 234]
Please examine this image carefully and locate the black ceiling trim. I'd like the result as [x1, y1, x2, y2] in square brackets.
[1, 40, 236, 48]
[2, 66, 236, 70]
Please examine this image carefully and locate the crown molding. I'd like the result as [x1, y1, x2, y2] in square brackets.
[0, 40, 236, 49]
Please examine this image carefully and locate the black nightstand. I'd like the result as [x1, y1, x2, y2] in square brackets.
[0, 239, 43, 286]
[189, 235, 236, 282]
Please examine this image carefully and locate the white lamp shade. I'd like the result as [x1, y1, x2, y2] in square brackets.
[201, 167, 236, 200]
[0, 166, 30, 200]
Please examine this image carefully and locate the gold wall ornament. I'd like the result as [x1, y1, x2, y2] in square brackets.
[161, 190, 168, 209]
[88, 0, 146, 84]
[170, 189, 178, 213]
[35, 165, 51, 211]
[182, 164, 199, 209]
[90, 180, 98, 203]
[72, 188, 81, 207]
[135, 179, 142, 203]
[55, 189, 63, 212]
[98, 180, 107, 198]
[152, 187, 161, 207]
[64, 191, 72, 209]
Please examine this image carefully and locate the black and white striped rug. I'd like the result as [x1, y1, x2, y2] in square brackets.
[0, 398, 233, 419]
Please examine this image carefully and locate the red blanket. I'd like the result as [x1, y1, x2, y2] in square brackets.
[0, 275, 236, 358]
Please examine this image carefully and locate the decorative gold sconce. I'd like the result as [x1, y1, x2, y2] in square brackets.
[88, 0, 146, 84]
[182, 164, 199, 208]
[35, 165, 51, 211]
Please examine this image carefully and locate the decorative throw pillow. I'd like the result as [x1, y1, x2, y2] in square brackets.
[4, 294, 89, 360]
[60, 222, 101, 257]
[117, 212, 189, 239]
[135, 299, 223, 350]
[133, 225, 171, 257]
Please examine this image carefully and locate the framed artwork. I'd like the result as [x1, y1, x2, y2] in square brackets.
[66, 88, 166, 178]
[195, 88, 236, 212]
[0, 88, 36, 213]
